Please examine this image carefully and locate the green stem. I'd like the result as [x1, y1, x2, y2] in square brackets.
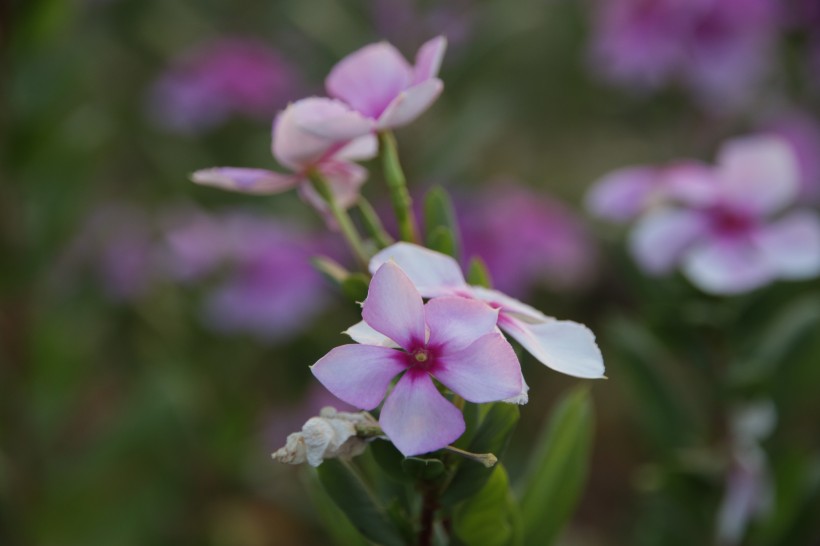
[379, 131, 420, 243]
[357, 198, 394, 249]
[307, 171, 370, 268]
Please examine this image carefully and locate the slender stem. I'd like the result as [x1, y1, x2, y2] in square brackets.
[357, 198, 394, 249]
[378, 131, 420, 243]
[442, 445, 497, 468]
[418, 486, 437, 546]
[307, 171, 370, 268]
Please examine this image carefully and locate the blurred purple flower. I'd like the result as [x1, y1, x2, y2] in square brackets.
[623, 135, 820, 294]
[149, 38, 299, 133]
[460, 187, 597, 296]
[589, 0, 779, 110]
[163, 210, 331, 342]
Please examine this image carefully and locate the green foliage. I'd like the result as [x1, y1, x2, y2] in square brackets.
[315, 460, 408, 546]
[423, 186, 461, 259]
[519, 387, 594, 546]
[466, 257, 493, 288]
[452, 464, 521, 546]
[441, 403, 519, 507]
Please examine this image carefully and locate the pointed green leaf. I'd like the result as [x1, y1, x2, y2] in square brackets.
[316, 460, 406, 546]
[424, 186, 461, 259]
[441, 403, 519, 506]
[519, 387, 594, 546]
[452, 464, 520, 546]
[341, 273, 370, 303]
[467, 257, 493, 288]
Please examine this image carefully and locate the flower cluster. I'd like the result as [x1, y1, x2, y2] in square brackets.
[586, 135, 820, 294]
[189, 36, 604, 460]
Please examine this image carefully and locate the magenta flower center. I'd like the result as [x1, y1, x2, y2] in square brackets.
[407, 345, 437, 372]
[708, 206, 756, 239]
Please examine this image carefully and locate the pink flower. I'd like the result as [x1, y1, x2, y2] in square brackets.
[628, 136, 820, 293]
[311, 261, 524, 456]
[324, 36, 446, 130]
[192, 97, 377, 214]
[357, 243, 605, 380]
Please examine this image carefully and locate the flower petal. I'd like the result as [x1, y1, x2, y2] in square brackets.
[191, 167, 297, 194]
[466, 286, 548, 323]
[585, 166, 658, 222]
[370, 243, 467, 297]
[272, 98, 371, 169]
[311, 344, 406, 410]
[376, 79, 443, 129]
[413, 36, 447, 84]
[343, 320, 401, 348]
[380, 371, 465, 456]
[717, 135, 799, 214]
[334, 134, 378, 162]
[628, 207, 708, 274]
[363, 261, 427, 349]
[682, 238, 775, 294]
[424, 297, 499, 353]
[499, 315, 606, 379]
[435, 333, 524, 403]
[326, 42, 413, 119]
[755, 211, 820, 279]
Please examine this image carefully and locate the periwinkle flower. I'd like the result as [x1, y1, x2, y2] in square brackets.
[312, 261, 524, 456]
[459, 187, 597, 296]
[192, 97, 377, 214]
[323, 36, 447, 131]
[356, 243, 605, 380]
[149, 38, 299, 133]
[627, 136, 820, 293]
[589, 0, 779, 110]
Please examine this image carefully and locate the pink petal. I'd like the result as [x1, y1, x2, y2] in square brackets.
[756, 211, 820, 279]
[334, 134, 378, 162]
[661, 161, 721, 207]
[363, 261, 427, 350]
[326, 42, 413, 119]
[424, 297, 499, 353]
[467, 286, 548, 322]
[376, 79, 443, 129]
[272, 98, 371, 170]
[380, 371, 465, 456]
[311, 344, 407, 410]
[681, 238, 775, 294]
[343, 320, 400, 348]
[585, 166, 658, 221]
[499, 315, 606, 379]
[369, 243, 467, 297]
[435, 333, 523, 403]
[191, 167, 297, 194]
[628, 208, 708, 274]
[413, 36, 447, 84]
[717, 136, 799, 214]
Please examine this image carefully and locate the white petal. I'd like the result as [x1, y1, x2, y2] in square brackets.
[369, 242, 467, 297]
[343, 320, 401, 348]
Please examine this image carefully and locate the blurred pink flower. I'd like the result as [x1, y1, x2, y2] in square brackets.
[164, 211, 331, 342]
[366, 243, 605, 380]
[322, 36, 446, 131]
[459, 187, 597, 295]
[149, 38, 299, 133]
[767, 113, 820, 202]
[312, 261, 524, 456]
[192, 97, 377, 215]
[589, 0, 779, 111]
[626, 136, 820, 293]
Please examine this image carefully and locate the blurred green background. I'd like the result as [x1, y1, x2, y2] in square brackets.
[3, 0, 820, 544]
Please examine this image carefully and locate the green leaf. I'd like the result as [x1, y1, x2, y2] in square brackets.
[370, 438, 410, 483]
[424, 186, 461, 259]
[441, 403, 519, 506]
[518, 386, 594, 546]
[401, 457, 445, 481]
[341, 273, 370, 303]
[452, 464, 520, 546]
[315, 460, 406, 546]
[304, 470, 370, 546]
[467, 257, 493, 288]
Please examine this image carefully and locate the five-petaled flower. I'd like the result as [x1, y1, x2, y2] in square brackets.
[191, 97, 376, 216]
[311, 261, 524, 456]
[347, 243, 606, 380]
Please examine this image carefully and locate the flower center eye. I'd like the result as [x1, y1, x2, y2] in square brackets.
[414, 350, 429, 363]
